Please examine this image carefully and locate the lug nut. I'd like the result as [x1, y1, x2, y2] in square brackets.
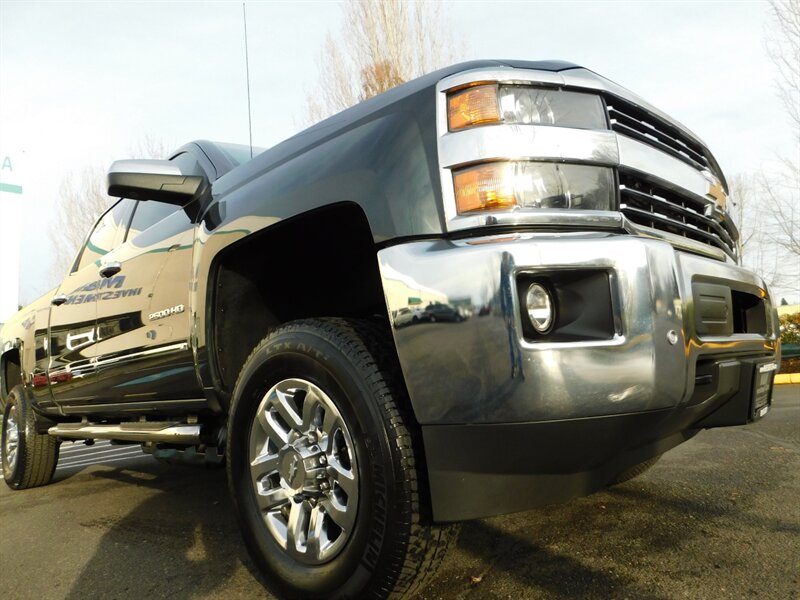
[319, 455, 327, 464]
[307, 432, 317, 443]
[319, 481, 330, 491]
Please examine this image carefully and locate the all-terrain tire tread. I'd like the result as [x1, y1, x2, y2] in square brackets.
[236, 318, 458, 600]
[3, 385, 59, 490]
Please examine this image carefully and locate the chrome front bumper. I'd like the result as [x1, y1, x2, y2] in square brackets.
[378, 233, 779, 427]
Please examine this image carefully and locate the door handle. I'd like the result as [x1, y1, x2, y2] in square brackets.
[66, 329, 96, 351]
[99, 261, 122, 278]
[51, 294, 68, 306]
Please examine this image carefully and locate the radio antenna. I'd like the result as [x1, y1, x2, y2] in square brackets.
[242, 2, 254, 159]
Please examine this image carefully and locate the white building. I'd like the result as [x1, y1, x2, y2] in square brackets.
[0, 151, 22, 321]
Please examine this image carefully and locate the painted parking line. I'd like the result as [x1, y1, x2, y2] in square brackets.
[59, 443, 112, 456]
[57, 446, 143, 467]
[56, 453, 149, 470]
[59, 440, 112, 452]
[55, 438, 152, 471]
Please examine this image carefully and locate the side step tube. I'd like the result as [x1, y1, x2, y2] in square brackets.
[49, 421, 202, 445]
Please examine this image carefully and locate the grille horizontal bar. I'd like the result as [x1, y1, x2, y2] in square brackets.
[619, 172, 738, 259]
[605, 94, 719, 179]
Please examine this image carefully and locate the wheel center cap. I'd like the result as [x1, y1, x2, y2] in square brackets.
[281, 449, 306, 491]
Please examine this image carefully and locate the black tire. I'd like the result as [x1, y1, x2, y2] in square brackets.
[227, 318, 457, 600]
[2, 385, 60, 490]
[612, 455, 662, 485]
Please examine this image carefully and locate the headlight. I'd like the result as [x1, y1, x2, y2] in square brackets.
[447, 84, 606, 131]
[452, 161, 614, 214]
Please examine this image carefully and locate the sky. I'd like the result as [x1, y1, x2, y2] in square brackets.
[0, 0, 796, 307]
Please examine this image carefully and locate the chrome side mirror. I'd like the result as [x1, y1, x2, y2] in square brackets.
[107, 159, 206, 205]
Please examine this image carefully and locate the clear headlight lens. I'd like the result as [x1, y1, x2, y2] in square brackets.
[498, 86, 606, 129]
[453, 161, 614, 215]
[447, 84, 606, 131]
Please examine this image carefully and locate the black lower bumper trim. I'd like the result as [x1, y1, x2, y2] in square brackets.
[423, 410, 690, 522]
[422, 354, 777, 522]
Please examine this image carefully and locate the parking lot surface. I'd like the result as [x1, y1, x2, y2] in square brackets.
[1, 385, 798, 600]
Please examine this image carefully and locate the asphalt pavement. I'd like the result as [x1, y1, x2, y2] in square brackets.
[1, 385, 798, 600]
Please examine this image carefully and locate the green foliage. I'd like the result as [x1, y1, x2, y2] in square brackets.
[779, 313, 800, 344]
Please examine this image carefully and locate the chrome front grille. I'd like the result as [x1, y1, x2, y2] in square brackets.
[604, 94, 720, 178]
[619, 172, 738, 259]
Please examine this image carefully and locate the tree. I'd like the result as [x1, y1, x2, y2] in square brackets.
[734, 1, 800, 302]
[729, 173, 761, 262]
[48, 166, 113, 284]
[766, 0, 800, 142]
[47, 137, 171, 285]
[306, 0, 460, 123]
[758, 166, 800, 258]
[763, 0, 800, 259]
[728, 172, 792, 294]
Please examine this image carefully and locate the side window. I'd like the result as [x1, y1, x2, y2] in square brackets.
[74, 200, 134, 272]
[125, 152, 203, 240]
[127, 201, 180, 239]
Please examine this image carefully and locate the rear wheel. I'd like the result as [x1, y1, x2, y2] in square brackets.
[227, 318, 457, 599]
[2, 385, 60, 489]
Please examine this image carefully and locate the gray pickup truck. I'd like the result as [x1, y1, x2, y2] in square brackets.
[0, 60, 780, 599]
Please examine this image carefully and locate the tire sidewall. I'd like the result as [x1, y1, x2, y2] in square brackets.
[228, 327, 400, 599]
[2, 387, 26, 488]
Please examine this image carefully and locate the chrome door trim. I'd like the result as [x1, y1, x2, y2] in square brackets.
[92, 342, 190, 368]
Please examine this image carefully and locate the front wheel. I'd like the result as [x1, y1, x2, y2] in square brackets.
[227, 319, 457, 599]
[2, 385, 60, 489]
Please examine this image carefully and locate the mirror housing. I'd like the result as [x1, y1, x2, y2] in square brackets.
[107, 159, 206, 205]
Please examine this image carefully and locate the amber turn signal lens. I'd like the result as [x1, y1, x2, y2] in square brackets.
[453, 163, 516, 214]
[447, 85, 501, 131]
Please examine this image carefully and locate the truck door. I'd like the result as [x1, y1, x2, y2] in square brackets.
[91, 152, 206, 407]
[47, 199, 135, 408]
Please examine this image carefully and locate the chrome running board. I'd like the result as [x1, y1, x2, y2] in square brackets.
[49, 421, 201, 444]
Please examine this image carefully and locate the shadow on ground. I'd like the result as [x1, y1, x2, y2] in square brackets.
[56, 389, 798, 600]
[62, 462, 271, 600]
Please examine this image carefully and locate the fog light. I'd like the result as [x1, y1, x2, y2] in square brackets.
[526, 283, 554, 333]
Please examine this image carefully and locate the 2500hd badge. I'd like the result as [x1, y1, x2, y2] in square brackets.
[149, 304, 185, 321]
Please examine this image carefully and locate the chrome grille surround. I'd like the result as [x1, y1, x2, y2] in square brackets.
[435, 66, 738, 262]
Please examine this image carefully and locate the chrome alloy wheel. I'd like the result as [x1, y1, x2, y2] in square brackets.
[4, 406, 20, 471]
[248, 378, 359, 565]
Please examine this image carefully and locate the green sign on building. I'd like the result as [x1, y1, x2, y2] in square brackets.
[0, 156, 22, 194]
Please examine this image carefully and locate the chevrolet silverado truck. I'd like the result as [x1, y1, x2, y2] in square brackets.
[0, 60, 780, 599]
